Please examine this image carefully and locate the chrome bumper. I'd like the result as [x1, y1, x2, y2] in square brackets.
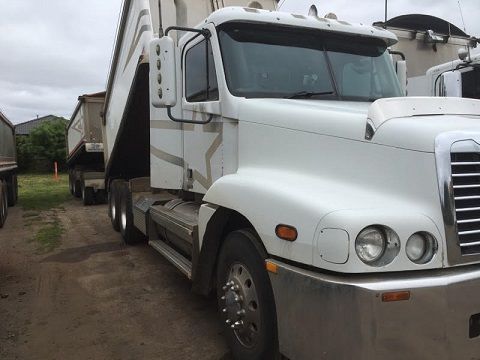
[268, 260, 480, 360]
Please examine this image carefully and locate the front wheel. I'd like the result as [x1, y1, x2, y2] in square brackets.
[217, 230, 278, 360]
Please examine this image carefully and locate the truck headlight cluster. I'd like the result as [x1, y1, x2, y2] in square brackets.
[406, 232, 438, 264]
[355, 226, 400, 266]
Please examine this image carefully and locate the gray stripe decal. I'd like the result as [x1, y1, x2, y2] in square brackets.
[150, 145, 184, 167]
[191, 130, 223, 189]
[152, 120, 223, 133]
[123, 9, 151, 72]
[151, 120, 181, 130]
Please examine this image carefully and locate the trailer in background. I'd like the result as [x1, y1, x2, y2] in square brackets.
[66, 92, 106, 206]
[374, 14, 478, 96]
[0, 110, 18, 228]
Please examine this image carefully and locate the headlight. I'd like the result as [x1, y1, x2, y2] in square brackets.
[406, 232, 437, 264]
[355, 226, 400, 266]
[355, 226, 385, 263]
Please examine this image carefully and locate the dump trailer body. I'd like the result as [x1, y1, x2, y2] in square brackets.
[66, 92, 107, 205]
[102, 0, 277, 182]
[0, 110, 18, 228]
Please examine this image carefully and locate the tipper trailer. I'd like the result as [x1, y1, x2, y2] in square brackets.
[103, 1, 480, 359]
[0, 110, 18, 228]
[67, 92, 107, 205]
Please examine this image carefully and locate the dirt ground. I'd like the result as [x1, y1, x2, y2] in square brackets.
[0, 199, 231, 360]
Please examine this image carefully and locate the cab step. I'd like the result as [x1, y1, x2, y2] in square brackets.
[149, 239, 193, 279]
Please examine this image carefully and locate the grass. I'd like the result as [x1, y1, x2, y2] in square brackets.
[34, 219, 63, 253]
[18, 174, 69, 252]
[19, 173, 70, 211]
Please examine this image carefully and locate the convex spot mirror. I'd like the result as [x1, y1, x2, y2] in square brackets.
[150, 36, 177, 108]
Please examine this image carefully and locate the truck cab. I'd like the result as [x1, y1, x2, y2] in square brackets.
[103, 2, 480, 359]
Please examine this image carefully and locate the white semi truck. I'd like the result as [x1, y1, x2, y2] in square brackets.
[67, 92, 106, 205]
[424, 52, 480, 99]
[0, 110, 18, 228]
[103, 1, 480, 359]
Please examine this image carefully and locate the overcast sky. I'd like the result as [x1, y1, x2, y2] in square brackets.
[0, 0, 478, 124]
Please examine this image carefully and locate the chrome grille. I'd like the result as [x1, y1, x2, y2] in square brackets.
[451, 152, 480, 255]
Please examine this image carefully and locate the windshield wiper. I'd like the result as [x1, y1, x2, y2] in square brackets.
[285, 91, 335, 99]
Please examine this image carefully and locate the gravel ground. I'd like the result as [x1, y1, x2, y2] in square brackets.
[0, 199, 231, 360]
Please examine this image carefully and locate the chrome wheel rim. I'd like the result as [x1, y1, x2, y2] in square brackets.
[221, 262, 261, 348]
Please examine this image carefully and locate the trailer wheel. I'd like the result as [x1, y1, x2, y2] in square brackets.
[216, 230, 278, 360]
[6, 175, 17, 207]
[73, 180, 82, 198]
[68, 173, 74, 195]
[109, 180, 122, 232]
[82, 185, 95, 206]
[96, 190, 107, 204]
[0, 181, 8, 228]
[119, 182, 145, 245]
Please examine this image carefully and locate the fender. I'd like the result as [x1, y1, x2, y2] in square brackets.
[202, 168, 445, 272]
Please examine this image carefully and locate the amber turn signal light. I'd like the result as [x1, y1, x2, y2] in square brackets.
[265, 261, 278, 274]
[381, 291, 410, 302]
[275, 224, 298, 241]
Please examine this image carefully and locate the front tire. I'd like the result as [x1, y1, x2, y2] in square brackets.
[216, 230, 278, 360]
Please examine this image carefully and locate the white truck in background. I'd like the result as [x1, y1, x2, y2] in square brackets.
[102, 1, 480, 359]
[0, 110, 18, 228]
[66, 92, 107, 205]
[425, 52, 480, 99]
[377, 14, 479, 97]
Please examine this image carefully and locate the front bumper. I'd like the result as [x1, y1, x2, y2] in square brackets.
[268, 260, 480, 360]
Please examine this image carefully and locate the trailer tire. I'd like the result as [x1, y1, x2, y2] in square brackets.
[109, 180, 122, 232]
[0, 181, 8, 228]
[74, 180, 82, 198]
[82, 185, 95, 206]
[96, 190, 107, 204]
[6, 175, 17, 207]
[118, 182, 145, 245]
[216, 230, 278, 360]
[68, 173, 74, 195]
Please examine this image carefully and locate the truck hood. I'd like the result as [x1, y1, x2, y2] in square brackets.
[237, 97, 480, 152]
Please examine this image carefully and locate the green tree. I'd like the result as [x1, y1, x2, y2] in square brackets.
[29, 118, 67, 169]
[16, 117, 67, 172]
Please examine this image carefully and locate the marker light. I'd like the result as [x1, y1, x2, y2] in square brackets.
[275, 224, 298, 241]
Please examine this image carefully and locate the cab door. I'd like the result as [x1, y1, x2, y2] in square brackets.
[181, 33, 224, 194]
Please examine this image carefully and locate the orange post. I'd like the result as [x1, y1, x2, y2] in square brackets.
[54, 161, 58, 180]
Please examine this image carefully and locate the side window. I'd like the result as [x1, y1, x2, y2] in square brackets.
[185, 39, 219, 102]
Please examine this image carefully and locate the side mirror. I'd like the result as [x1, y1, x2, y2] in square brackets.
[440, 71, 462, 97]
[150, 36, 177, 108]
[396, 60, 407, 96]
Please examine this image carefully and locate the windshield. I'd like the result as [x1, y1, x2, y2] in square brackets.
[218, 23, 403, 101]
